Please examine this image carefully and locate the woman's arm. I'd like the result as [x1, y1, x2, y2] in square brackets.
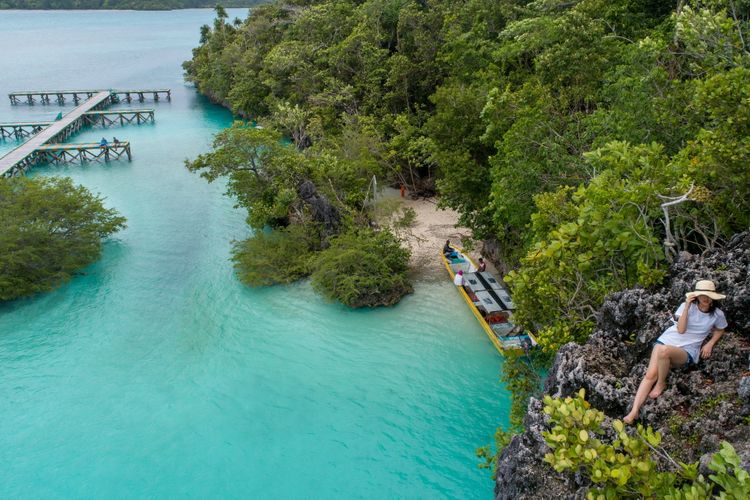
[677, 296, 696, 334]
[700, 328, 726, 359]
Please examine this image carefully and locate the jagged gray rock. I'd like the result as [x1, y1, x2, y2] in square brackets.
[740, 376, 750, 403]
[495, 232, 750, 499]
[297, 179, 341, 236]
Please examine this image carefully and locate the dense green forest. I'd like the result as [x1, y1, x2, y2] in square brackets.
[0, 0, 265, 10]
[185, 0, 750, 335]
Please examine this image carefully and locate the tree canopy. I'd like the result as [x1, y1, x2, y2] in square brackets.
[185, 0, 750, 328]
[0, 177, 126, 301]
[185, 122, 412, 307]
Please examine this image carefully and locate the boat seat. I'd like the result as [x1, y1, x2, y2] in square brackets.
[487, 312, 509, 324]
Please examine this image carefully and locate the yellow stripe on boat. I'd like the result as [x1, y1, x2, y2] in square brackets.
[441, 247, 536, 356]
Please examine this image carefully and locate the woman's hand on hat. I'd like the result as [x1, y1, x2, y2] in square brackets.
[686, 294, 696, 305]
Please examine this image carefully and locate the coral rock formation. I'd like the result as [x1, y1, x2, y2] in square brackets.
[495, 232, 750, 499]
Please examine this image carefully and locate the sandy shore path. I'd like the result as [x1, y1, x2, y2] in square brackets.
[379, 192, 490, 280]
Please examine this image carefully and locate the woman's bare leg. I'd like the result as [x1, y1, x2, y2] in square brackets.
[624, 346, 660, 424]
[649, 345, 688, 398]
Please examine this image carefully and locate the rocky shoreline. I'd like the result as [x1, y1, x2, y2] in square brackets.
[495, 232, 750, 499]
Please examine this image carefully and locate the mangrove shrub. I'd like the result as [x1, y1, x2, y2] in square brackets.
[0, 177, 126, 301]
[310, 228, 412, 308]
[232, 225, 316, 286]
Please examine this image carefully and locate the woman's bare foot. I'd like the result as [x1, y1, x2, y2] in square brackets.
[648, 383, 666, 399]
[623, 413, 637, 425]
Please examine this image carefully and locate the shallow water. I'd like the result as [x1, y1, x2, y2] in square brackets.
[0, 9, 509, 498]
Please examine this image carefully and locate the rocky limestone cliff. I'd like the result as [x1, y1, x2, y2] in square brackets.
[495, 232, 750, 499]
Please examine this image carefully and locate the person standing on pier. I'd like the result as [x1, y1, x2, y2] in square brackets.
[100, 137, 108, 148]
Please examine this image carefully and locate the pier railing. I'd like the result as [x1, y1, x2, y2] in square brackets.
[35, 142, 132, 164]
[82, 109, 155, 126]
[0, 110, 155, 142]
[0, 122, 53, 140]
[9, 89, 170, 105]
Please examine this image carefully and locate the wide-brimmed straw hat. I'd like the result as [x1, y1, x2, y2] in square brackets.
[686, 280, 726, 300]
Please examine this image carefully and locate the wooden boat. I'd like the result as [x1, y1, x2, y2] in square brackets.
[442, 247, 537, 355]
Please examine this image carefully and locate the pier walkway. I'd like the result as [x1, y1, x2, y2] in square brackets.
[0, 91, 111, 177]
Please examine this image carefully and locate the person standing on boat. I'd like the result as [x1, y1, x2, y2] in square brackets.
[453, 269, 465, 286]
[623, 280, 728, 425]
[478, 258, 487, 272]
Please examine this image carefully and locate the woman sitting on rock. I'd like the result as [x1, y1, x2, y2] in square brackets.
[624, 280, 728, 425]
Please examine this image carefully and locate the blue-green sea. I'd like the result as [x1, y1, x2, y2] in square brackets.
[0, 9, 509, 498]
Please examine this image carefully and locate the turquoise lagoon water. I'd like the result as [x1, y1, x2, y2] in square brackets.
[0, 10, 509, 498]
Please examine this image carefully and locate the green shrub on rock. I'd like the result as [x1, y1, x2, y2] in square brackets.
[310, 228, 412, 307]
[232, 225, 316, 286]
[0, 177, 126, 301]
[542, 390, 750, 499]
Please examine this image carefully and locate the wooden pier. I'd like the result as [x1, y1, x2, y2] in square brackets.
[0, 121, 53, 139]
[9, 90, 97, 105]
[34, 142, 132, 164]
[109, 90, 170, 103]
[0, 91, 114, 177]
[82, 109, 154, 127]
[9, 89, 170, 105]
[1, 87, 169, 177]
[0, 110, 155, 141]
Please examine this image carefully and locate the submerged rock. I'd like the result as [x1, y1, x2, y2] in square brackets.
[495, 232, 750, 498]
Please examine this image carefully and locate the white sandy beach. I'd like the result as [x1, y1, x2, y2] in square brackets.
[376, 190, 492, 280]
